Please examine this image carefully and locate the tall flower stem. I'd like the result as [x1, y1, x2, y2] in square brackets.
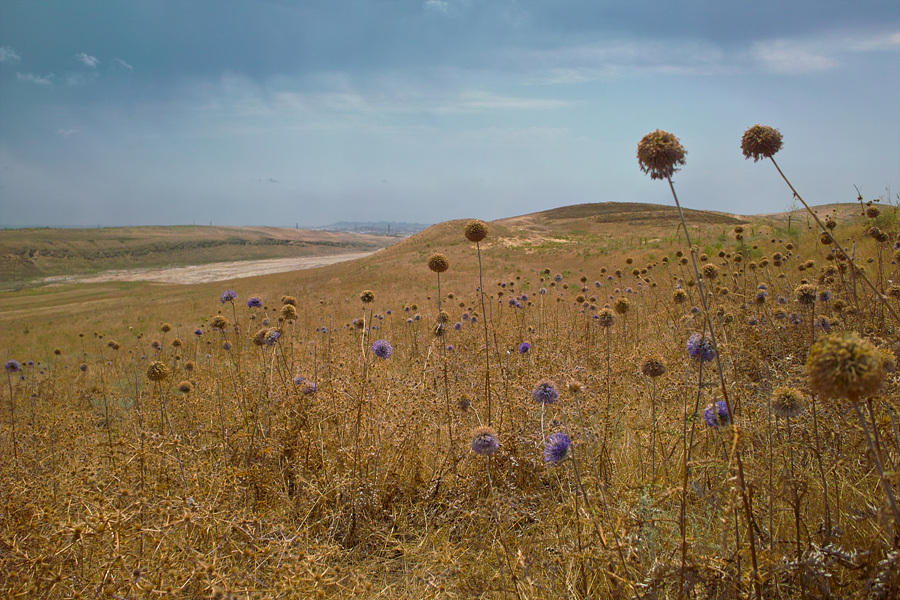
[767, 156, 900, 326]
[666, 175, 762, 600]
[852, 402, 900, 529]
[476, 241, 492, 425]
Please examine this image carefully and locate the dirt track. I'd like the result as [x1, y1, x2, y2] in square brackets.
[42, 251, 377, 285]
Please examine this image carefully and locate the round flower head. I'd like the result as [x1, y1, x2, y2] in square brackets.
[704, 400, 730, 428]
[532, 380, 559, 405]
[741, 124, 783, 162]
[146, 361, 170, 382]
[428, 253, 450, 273]
[282, 304, 298, 320]
[518, 341, 531, 354]
[220, 289, 237, 304]
[673, 288, 688, 304]
[177, 380, 193, 394]
[471, 426, 499, 455]
[360, 290, 375, 304]
[247, 296, 263, 309]
[543, 432, 572, 463]
[293, 374, 306, 385]
[210, 315, 228, 330]
[771, 387, 806, 419]
[641, 356, 667, 378]
[263, 329, 281, 346]
[194, 328, 204, 337]
[805, 331, 886, 403]
[597, 307, 615, 328]
[794, 284, 817, 306]
[637, 129, 687, 180]
[614, 297, 630, 315]
[5, 359, 21, 373]
[371, 339, 393, 359]
[301, 382, 318, 395]
[464, 219, 488, 243]
[687, 333, 715, 362]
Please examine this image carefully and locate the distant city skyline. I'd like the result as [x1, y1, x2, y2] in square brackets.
[1, 1, 898, 228]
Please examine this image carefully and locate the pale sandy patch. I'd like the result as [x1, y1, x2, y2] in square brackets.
[43, 251, 378, 285]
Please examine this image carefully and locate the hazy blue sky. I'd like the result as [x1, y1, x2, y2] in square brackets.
[1, 1, 898, 228]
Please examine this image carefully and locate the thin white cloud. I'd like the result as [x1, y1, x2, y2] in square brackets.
[16, 72, 53, 86]
[76, 52, 100, 68]
[55, 129, 79, 138]
[751, 39, 837, 73]
[424, 0, 449, 13]
[0, 46, 21, 62]
[433, 90, 572, 113]
[113, 58, 134, 71]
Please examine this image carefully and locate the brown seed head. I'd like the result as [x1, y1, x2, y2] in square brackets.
[637, 129, 687, 180]
[805, 331, 886, 403]
[741, 124, 783, 161]
[146, 361, 170, 382]
[464, 220, 488, 242]
[428, 253, 450, 273]
[641, 356, 667, 378]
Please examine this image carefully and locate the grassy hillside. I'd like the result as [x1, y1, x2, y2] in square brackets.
[0, 201, 898, 599]
[0, 225, 395, 286]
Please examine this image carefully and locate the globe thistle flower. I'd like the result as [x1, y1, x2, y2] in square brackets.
[293, 374, 306, 385]
[518, 342, 531, 354]
[567, 380, 585, 394]
[79, 363, 88, 372]
[210, 315, 228, 330]
[247, 296, 263, 309]
[554, 274, 563, 283]
[687, 333, 715, 362]
[223, 341, 233, 351]
[806, 331, 886, 403]
[471, 426, 499, 455]
[543, 432, 572, 463]
[263, 329, 281, 346]
[771, 387, 806, 419]
[815, 316, 831, 333]
[637, 129, 687, 180]
[220, 289, 237, 304]
[177, 380, 193, 394]
[597, 307, 615, 328]
[5, 359, 21, 373]
[428, 253, 450, 273]
[464, 220, 488, 242]
[641, 356, 667, 378]
[194, 328, 204, 337]
[532, 380, 559, 405]
[171, 338, 183, 348]
[795, 284, 817, 306]
[741, 124, 783, 162]
[282, 304, 298, 320]
[184, 360, 196, 372]
[704, 400, 730, 428]
[673, 288, 688, 304]
[371, 339, 393, 359]
[146, 361, 170, 382]
[702, 264, 719, 280]
[281, 295, 297, 306]
[614, 297, 630, 315]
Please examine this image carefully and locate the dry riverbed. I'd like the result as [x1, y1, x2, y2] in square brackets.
[41, 251, 378, 285]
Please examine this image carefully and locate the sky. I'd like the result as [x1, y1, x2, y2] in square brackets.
[1, 1, 898, 228]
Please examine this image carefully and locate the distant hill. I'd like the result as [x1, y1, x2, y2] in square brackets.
[314, 221, 432, 236]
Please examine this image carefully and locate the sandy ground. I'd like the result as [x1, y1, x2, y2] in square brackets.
[42, 251, 378, 285]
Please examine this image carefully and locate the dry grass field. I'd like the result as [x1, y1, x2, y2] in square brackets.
[1, 197, 898, 599]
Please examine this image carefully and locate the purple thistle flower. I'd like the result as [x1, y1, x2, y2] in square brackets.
[538, 288, 547, 295]
[5, 359, 21, 373]
[518, 342, 531, 354]
[194, 329, 204, 336]
[554, 274, 563, 282]
[532, 380, 559, 404]
[293, 375, 306, 385]
[247, 296, 263, 308]
[302, 382, 317, 395]
[446, 345, 454, 351]
[220, 289, 237, 303]
[686, 333, 715, 362]
[264, 330, 280, 346]
[453, 322, 462, 330]
[789, 313, 802, 326]
[372, 339, 393, 359]
[471, 427, 499, 455]
[704, 400, 730, 428]
[508, 298, 517, 307]
[543, 432, 571, 463]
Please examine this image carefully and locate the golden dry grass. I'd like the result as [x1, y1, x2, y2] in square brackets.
[1, 201, 899, 599]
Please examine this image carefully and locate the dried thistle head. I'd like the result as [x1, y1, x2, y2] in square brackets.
[805, 331, 886, 403]
[741, 124, 783, 161]
[637, 129, 687, 180]
[641, 356, 667, 378]
[470, 426, 499, 455]
[771, 387, 806, 419]
[428, 253, 450, 273]
[360, 290, 375, 304]
[464, 220, 488, 243]
[146, 361, 170, 382]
